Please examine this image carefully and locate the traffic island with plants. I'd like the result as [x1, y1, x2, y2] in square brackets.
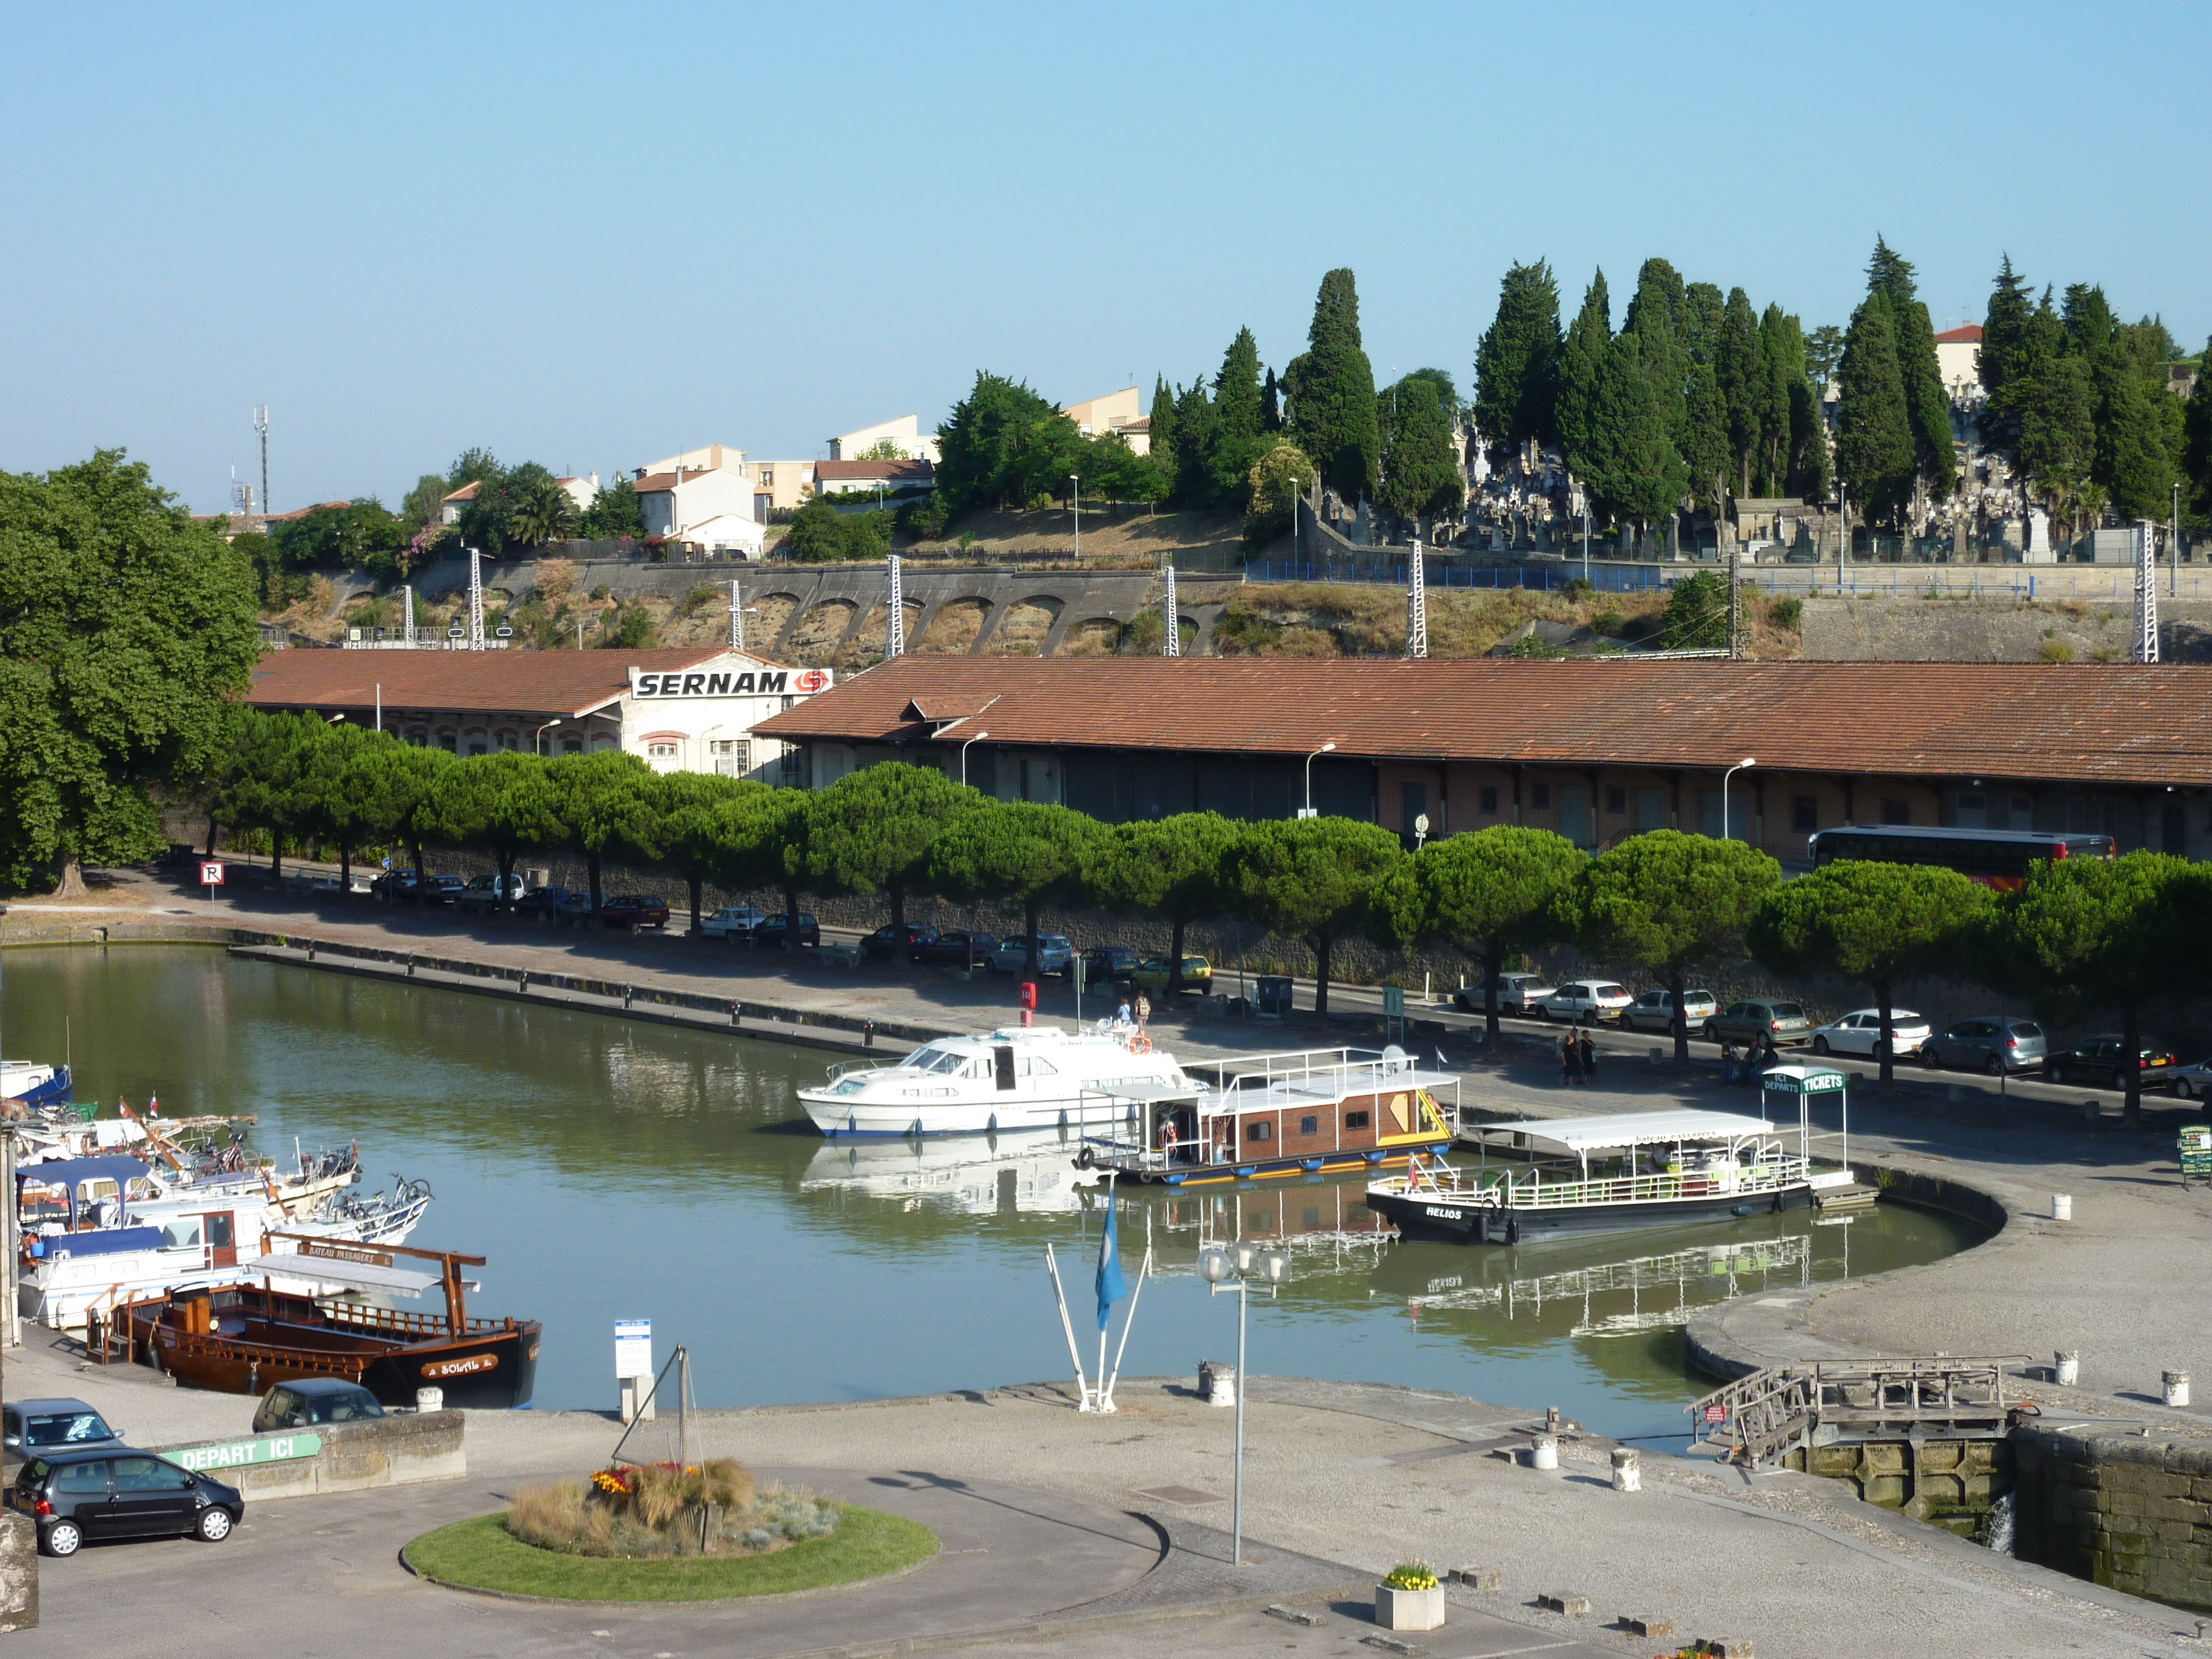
[1375, 1561, 1446, 1631]
[403, 1459, 938, 1603]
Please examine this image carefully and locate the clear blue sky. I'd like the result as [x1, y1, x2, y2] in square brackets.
[3, 2, 2203, 515]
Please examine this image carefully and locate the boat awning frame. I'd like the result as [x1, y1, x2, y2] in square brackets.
[252, 1252, 441, 1298]
[1491, 1108, 1777, 1153]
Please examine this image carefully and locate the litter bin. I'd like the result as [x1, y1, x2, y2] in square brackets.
[1256, 976, 1294, 1020]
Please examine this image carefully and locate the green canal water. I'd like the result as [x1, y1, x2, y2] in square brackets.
[0, 945, 1987, 1443]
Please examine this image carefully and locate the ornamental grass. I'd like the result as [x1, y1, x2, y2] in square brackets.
[508, 1460, 840, 1561]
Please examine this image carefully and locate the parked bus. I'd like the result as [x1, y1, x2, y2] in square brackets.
[1808, 824, 2116, 890]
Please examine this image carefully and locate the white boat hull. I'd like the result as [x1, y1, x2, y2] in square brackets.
[797, 1089, 1134, 1138]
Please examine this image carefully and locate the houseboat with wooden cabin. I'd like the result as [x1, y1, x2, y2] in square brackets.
[1365, 1108, 1841, 1243]
[1081, 1046, 1456, 1187]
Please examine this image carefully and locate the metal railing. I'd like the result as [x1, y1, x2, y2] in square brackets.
[1689, 1355, 2031, 1467]
[1375, 1151, 1808, 1213]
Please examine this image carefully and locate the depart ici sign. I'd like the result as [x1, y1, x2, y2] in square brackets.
[631, 667, 832, 698]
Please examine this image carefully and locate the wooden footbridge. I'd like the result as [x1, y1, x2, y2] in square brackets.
[1689, 1356, 2031, 1469]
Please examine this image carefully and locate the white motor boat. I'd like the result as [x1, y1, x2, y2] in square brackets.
[1, 1061, 71, 1111]
[797, 1024, 1196, 1138]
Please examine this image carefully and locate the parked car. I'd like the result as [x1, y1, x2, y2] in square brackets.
[754, 912, 822, 949]
[917, 930, 995, 968]
[1451, 973, 1556, 1016]
[2045, 1036, 2179, 1092]
[1079, 947, 1142, 988]
[1809, 1009, 1931, 1059]
[3, 1399, 124, 1468]
[701, 905, 769, 942]
[549, 892, 597, 928]
[1919, 1017, 2048, 1076]
[411, 874, 466, 906]
[2168, 1057, 2212, 1101]
[1133, 954, 1212, 993]
[252, 1378, 386, 1432]
[1620, 988, 1718, 1034]
[991, 934, 1075, 977]
[9, 1447, 242, 1556]
[369, 870, 423, 902]
[597, 894, 671, 930]
[1704, 999, 1815, 1047]
[1542, 980, 1633, 1023]
[861, 923, 939, 961]
[455, 874, 531, 914]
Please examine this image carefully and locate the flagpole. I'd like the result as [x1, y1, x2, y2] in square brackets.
[1101, 1245, 1152, 1413]
[1095, 1173, 1116, 1412]
[1044, 1243, 1093, 1410]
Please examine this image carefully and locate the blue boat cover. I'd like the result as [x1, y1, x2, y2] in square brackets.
[35, 1227, 166, 1259]
[17, 1156, 155, 1192]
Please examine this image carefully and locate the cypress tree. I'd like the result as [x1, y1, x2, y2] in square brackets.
[2185, 337, 2212, 522]
[1261, 367, 1282, 432]
[1471, 259, 1562, 457]
[1865, 238, 1957, 501]
[1556, 270, 1611, 487]
[1755, 304, 1800, 496]
[1285, 268, 1380, 502]
[1170, 377, 1218, 510]
[1680, 281, 1726, 366]
[1376, 375, 1465, 525]
[1835, 292, 1917, 523]
[1977, 255, 2035, 455]
[1147, 375, 1179, 496]
[1684, 360, 1732, 522]
[1589, 331, 1687, 541]
[1718, 289, 1764, 498]
[1624, 259, 1689, 449]
[1215, 327, 1263, 442]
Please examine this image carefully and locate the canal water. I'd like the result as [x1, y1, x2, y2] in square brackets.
[1, 946, 1986, 1443]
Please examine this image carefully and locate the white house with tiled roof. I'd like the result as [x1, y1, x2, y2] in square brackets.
[1935, 324, 1983, 406]
[631, 463, 763, 559]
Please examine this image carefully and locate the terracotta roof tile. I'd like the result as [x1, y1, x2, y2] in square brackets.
[243, 647, 739, 717]
[753, 657, 2212, 788]
[1934, 324, 1984, 344]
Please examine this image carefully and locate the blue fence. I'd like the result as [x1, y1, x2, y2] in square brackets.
[1248, 560, 1669, 594]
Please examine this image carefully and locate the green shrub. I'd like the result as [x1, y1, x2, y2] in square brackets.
[1562, 577, 1595, 599]
[1589, 608, 1626, 637]
[788, 500, 893, 563]
[681, 585, 721, 618]
[897, 494, 951, 541]
[600, 603, 657, 649]
[1768, 596, 1802, 630]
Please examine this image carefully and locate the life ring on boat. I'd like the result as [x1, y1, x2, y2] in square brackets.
[1127, 1031, 1151, 1054]
[1076, 1145, 1097, 1170]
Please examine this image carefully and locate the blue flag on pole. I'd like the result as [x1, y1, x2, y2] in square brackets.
[1095, 1199, 1127, 1332]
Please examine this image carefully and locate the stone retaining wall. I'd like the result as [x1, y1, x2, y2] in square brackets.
[2011, 1423, 2212, 1608]
[150, 1408, 466, 1501]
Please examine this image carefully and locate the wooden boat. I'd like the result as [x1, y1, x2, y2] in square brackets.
[1365, 1108, 1838, 1243]
[117, 1235, 539, 1409]
[1083, 1046, 1457, 1187]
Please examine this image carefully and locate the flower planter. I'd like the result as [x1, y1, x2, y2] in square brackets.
[1375, 1584, 1446, 1632]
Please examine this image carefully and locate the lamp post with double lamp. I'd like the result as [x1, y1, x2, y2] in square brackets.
[959, 731, 990, 788]
[1721, 756, 1755, 842]
[1198, 1240, 1290, 1566]
[534, 719, 564, 756]
[1298, 742, 1336, 820]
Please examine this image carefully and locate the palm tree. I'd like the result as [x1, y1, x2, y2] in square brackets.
[504, 471, 578, 549]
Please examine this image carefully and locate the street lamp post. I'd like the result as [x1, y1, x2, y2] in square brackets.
[1197, 1240, 1290, 1566]
[1290, 475, 1301, 560]
[1722, 756, 1755, 842]
[535, 718, 564, 756]
[1070, 476, 1080, 561]
[960, 729, 990, 788]
[1298, 742, 1336, 820]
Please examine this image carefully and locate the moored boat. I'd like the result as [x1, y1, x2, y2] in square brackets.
[1, 1061, 72, 1113]
[1084, 1046, 1457, 1186]
[118, 1236, 540, 1409]
[1365, 1108, 1841, 1243]
[798, 1024, 1193, 1137]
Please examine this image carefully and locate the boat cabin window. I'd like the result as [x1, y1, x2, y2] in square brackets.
[1246, 1121, 1272, 1142]
[162, 1221, 203, 1248]
[1024, 1056, 1058, 1077]
[1299, 1115, 1318, 1135]
[904, 1047, 967, 1074]
[205, 1214, 235, 1248]
[993, 1046, 1016, 1091]
[1344, 1110, 1371, 1130]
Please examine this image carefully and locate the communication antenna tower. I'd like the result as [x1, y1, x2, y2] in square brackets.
[253, 406, 269, 517]
[1405, 538, 1429, 659]
[1162, 564, 1179, 657]
[885, 555, 905, 657]
[468, 548, 486, 652]
[2134, 520, 2160, 663]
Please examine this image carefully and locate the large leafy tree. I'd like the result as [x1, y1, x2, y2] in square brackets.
[1586, 332, 1688, 541]
[1376, 374, 1466, 526]
[374, 742, 457, 887]
[425, 751, 566, 910]
[1284, 268, 1380, 503]
[706, 780, 812, 933]
[267, 499, 411, 580]
[546, 749, 654, 911]
[626, 770, 753, 933]
[212, 709, 330, 883]
[1087, 814, 1241, 990]
[1472, 259, 1561, 458]
[935, 374, 1078, 512]
[0, 451, 261, 893]
[1376, 826, 1583, 1040]
[1243, 440, 1319, 549]
[1578, 831, 1780, 1059]
[1992, 853, 2211, 1123]
[1835, 291, 1917, 526]
[806, 762, 979, 933]
[1230, 817, 1402, 1017]
[297, 723, 406, 893]
[928, 800, 1105, 976]
[580, 477, 645, 541]
[1749, 862, 1991, 1086]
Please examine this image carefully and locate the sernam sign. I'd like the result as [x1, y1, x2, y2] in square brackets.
[632, 668, 831, 697]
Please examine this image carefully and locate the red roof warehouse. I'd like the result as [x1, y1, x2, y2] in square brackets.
[754, 656, 2212, 859]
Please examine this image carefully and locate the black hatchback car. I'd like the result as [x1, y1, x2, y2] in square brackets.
[10, 1447, 243, 1556]
[755, 911, 821, 948]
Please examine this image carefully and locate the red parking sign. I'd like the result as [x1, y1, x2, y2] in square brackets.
[200, 862, 225, 887]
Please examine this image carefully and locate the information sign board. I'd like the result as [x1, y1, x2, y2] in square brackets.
[615, 1318, 652, 1379]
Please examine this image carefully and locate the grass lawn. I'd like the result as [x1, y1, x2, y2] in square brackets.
[404, 1503, 937, 1603]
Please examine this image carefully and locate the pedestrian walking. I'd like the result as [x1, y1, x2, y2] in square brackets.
[1134, 990, 1151, 1031]
[1578, 1025, 1596, 1083]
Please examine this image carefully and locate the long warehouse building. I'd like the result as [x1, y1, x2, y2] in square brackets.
[751, 656, 2212, 861]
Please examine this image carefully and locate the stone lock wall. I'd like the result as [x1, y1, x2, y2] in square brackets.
[2012, 1425, 2212, 1608]
[1799, 1438, 2006, 1533]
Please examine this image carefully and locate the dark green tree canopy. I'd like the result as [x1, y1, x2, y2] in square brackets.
[1231, 816, 1402, 1016]
[1835, 292, 1917, 522]
[0, 451, 261, 891]
[928, 799, 1105, 973]
[1555, 270, 1611, 489]
[934, 373, 1079, 511]
[1285, 268, 1380, 502]
[580, 476, 644, 540]
[806, 761, 980, 930]
[1377, 374, 1466, 525]
[1472, 260, 1562, 456]
[1376, 826, 1581, 1037]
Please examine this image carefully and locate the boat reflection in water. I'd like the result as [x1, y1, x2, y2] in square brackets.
[798, 1128, 1107, 1218]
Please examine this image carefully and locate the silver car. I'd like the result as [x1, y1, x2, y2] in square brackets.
[1543, 980, 1633, 1023]
[1919, 1016, 2048, 1076]
[990, 933, 1073, 976]
[1809, 1009, 1931, 1059]
[1621, 988, 1718, 1033]
[1452, 972, 1555, 1016]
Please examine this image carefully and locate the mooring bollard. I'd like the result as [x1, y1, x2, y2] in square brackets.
[1611, 1447, 1641, 1491]
[516, 971, 526, 994]
[2056, 1350, 2080, 1386]
[731, 1001, 741, 1028]
[2052, 1193, 2073, 1221]
[415, 1386, 443, 1413]
[623, 984, 634, 1009]
[306, 939, 315, 962]
[2166, 1370, 2191, 1408]
[864, 1019, 874, 1049]
[406, 954, 415, 977]
[1530, 1433, 1560, 1470]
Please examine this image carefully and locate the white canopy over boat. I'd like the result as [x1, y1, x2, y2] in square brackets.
[1496, 1109, 1775, 1153]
